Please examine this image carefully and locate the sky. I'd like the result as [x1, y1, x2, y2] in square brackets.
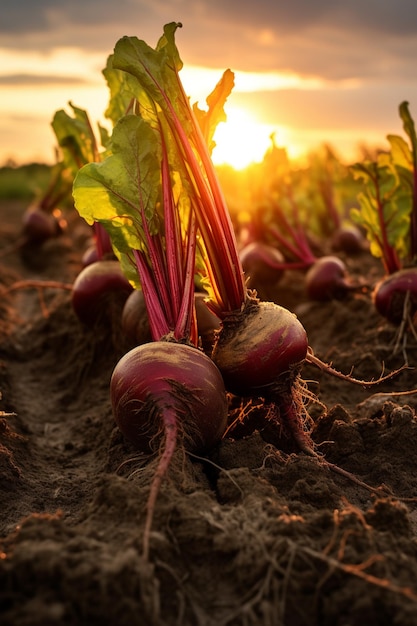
[2, 0, 417, 168]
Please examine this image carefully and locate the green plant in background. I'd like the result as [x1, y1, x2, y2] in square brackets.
[0, 163, 53, 201]
[351, 101, 417, 331]
[351, 101, 417, 274]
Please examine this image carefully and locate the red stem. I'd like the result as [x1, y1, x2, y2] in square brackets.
[410, 147, 417, 260]
[93, 222, 112, 259]
[174, 209, 198, 343]
[160, 132, 183, 320]
[138, 174, 175, 328]
[129, 120, 198, 343]
[140, 63, 246, 315]
[133, 250, 170, 340]
[319, 178, 341, 230]
[269, 223, 316, 268]
[372, 166, 402, 274]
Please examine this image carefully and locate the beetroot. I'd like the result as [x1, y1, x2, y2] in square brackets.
[212, 298, 308, 397]
[121, 288, 152, 347]
[72, 260, 133, 326]
[121, 290, 221, 353]
[239, 241, 285, 289]
[305, 255, 360, 301]
[211, 295, 318, 453]
[111, 341, 228, 454]
[22, 207, 63, 244]
[81, 245, 101, 268]
[111, 339, 229, 559]
[373, 268, 417, 324]
[330, 224, 366, 254]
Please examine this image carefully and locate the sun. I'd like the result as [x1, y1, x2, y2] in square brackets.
[211, 106, 282, 170]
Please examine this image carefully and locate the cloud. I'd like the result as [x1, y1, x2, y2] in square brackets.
[0, 0, 159, 45]
[207, 0, 417, 37]
[1, 0, 417, 167]
[1, 0, 417, 83]
[4, 0, 417, 37]
[0, 74, 87, 86]
[229, 82, 417, 136]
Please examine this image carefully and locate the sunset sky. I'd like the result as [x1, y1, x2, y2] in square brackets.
[2, 0, 417, 169]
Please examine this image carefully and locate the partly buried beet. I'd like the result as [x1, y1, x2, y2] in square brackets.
[71, 259, 133, 326]
[110, 340, 228, 455]
[372, 267, 417, 325]
[110, 339, 228, 559]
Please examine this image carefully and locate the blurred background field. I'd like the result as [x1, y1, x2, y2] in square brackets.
[0, 163, 52, 201]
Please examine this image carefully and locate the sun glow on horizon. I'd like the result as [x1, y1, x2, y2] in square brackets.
[180, 66, 317, 170]
[181, 66, 326, 102]
[0, 46, 104, 81]
[0, 48, 387, 168]
[211, 106, 293, 170]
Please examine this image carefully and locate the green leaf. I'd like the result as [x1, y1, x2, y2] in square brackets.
[400, 101, 417, 168]
[112, 23, 183, 113]
[350, 158, 409, 271]
[102, 53, 139, 127]
[386, 134, 414, 193]
[111, 25, 245, 313]
[193, 69, 235, 154]
[73, 115, 162, 287]
[52, 102, 104, 175]
[387, 134, 412, 171]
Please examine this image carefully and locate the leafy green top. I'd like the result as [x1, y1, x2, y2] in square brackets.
[73, 22, 242, 341]
[351, 101, 417, 274]
[73, 22, 245, 327]
[112, 24, 245, 314]
[52, 102, 110, 175]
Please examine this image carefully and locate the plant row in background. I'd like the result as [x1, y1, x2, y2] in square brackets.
[3, 22, 417, 559]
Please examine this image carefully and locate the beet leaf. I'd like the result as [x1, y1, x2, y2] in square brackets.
[393, 101, 417, 262]
[52, 102, 109, 172]
[110, 23, 246, 317]
[73, 112, 197, 343]
[350, 101, 417, 274]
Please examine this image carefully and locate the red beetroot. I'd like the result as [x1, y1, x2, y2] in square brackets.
[121, 289, 221, 353]
[212, 298, 308, 397]
[72, 260, 133, 326]
[22, 207, 63, 244]
[212, 296, 312, 453]
[331, 224, 366, 255]
[121, 288, 152, 347]
[239, 242, 285, 289]
[305, 255, 361, 301]
[111, 341, 228, 454]
[373, 268, 417, 324]
[81, 245, 101, 267]
[20, 160, 71, 246]
[111, 340, 229, 560]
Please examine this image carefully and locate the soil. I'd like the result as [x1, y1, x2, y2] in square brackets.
[1, 200, 417, 626]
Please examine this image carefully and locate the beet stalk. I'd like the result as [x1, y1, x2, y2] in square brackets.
[351, 102, 417, 332]
[72, 72, 229, 559]
[72, 23, 406, 539]
[108, 23, 405, 457]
